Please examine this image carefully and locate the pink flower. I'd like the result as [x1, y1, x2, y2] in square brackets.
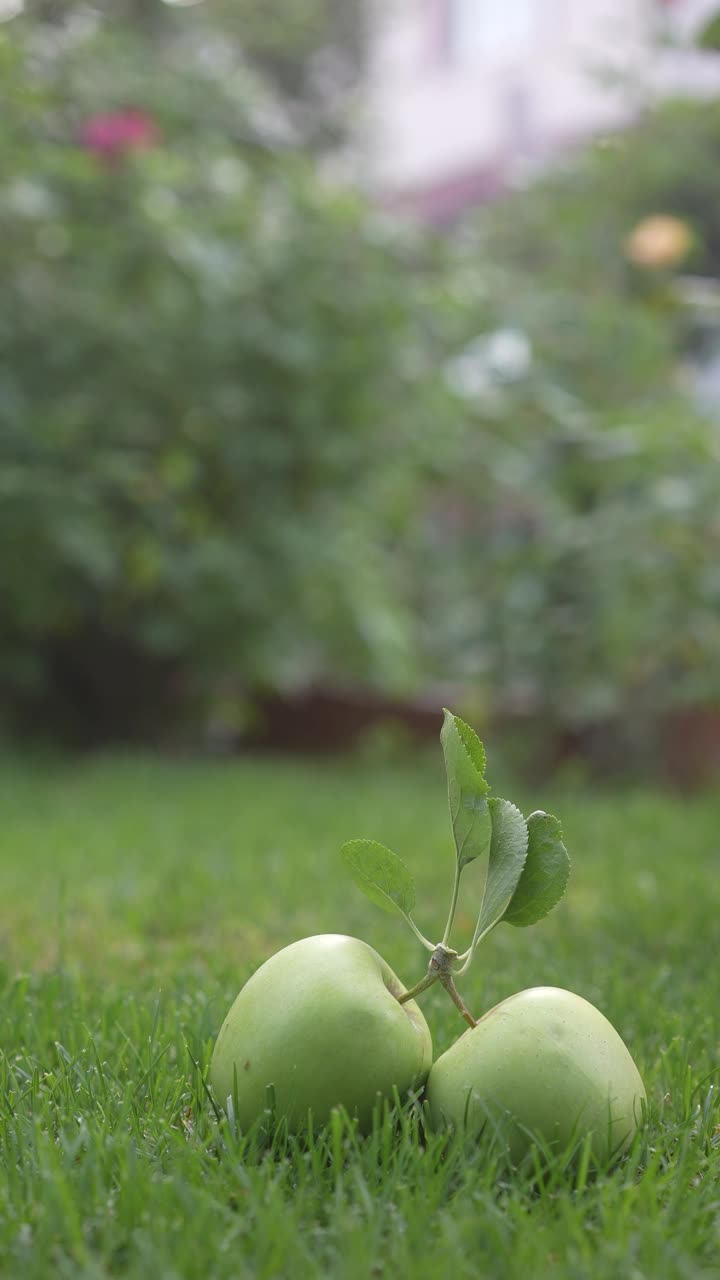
[80, 110, 160, 161]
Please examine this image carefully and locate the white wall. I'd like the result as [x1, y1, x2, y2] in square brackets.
[366, 0, 720, 204]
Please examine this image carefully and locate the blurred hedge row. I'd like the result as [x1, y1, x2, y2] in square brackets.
[2, 5, 720, 761]
[0, 8, 445, 740]
[435, 99, 720, 761]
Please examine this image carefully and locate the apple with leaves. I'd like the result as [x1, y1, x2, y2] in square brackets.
[210, 709, 645, 1157]
[341, 710, 645, 1163]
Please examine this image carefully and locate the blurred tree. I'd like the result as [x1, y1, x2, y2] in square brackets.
[0, 8, 451, 742]
[479, 95, 720, 317]
[697, 7, 720, 51]
[13, 0, 368, 149]
[4, 3, 720, 767]
[411, 95, 720, 765]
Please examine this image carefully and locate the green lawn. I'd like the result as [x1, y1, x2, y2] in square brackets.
[1, 750, 718, 1279]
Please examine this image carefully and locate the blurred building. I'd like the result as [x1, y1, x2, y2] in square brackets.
[366, 0, 720, 220]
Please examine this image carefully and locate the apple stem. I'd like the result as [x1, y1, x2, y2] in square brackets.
[437, 972, 477, 1029]
[397, 971, 438, 1005]
[396, 943, 477, 1027]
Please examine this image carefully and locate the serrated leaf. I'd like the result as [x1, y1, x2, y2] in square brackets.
[503, 811, 570, 928]
[441, 708, 491, 870]
[469, 798, 529, 950]
[341, 839, 416, 918]
[455, 715, 486, 780]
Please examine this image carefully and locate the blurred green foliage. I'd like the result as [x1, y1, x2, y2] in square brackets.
[2, 2, 720, 758]
[0, 7, 450, 740]
[413, 99, 720, 753]
[11, 0, 368, 149]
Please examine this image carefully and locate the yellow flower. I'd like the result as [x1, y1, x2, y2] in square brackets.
[624, 214, 693, 268]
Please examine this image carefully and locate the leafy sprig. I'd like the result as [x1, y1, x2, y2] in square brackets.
[340, 708, 570, 1024]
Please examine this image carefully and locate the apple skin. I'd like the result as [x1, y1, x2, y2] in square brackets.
[210, 934, 432, 1132]
[426, 986, 645, 1164]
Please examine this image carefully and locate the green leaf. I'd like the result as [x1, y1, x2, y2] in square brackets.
[469, 798, 529, 950]
[341, 839, 416, 918]
[503, 811, 570, 928]
[441, 708, 491, 870]
[455, 715, 486, 780]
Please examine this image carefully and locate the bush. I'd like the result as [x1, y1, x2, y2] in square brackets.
[412, 98, 720, 753]
[4, 7, 720, 763]
[0, 22, 447, 740]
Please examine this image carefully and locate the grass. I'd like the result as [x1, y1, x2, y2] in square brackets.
[0, 748, 718, 1279]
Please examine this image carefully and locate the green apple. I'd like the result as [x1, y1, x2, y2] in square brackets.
[210, 933, 432, 1132]
[426, 986, 645, 1164]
